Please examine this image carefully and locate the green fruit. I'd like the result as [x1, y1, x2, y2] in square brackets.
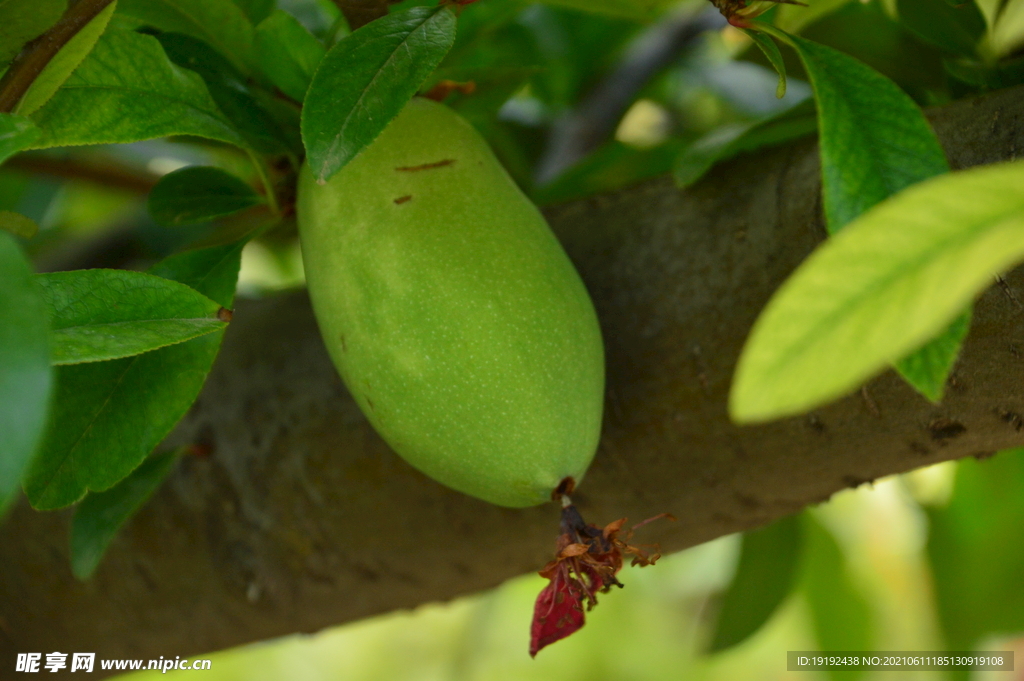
[296, 98, 604, 508]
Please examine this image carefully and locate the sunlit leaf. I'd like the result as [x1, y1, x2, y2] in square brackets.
[14, 1, 117, 116]
[730, 160, 1024, 423]
[301, 5, 457, 182]
[29, 30, 244, 149]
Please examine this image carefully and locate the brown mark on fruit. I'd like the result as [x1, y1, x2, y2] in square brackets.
[552, 476, 576, 502]
[217, 307, 233, 322]
[394, 195, 412, 205]
[395, 159, 456, 172]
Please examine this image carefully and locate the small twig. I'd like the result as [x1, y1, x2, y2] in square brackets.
[535, 5, 726, 184]
[0, 0, 116, 113]
[5, 153, 161, 194]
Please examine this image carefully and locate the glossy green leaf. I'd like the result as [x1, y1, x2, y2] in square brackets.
[673, 99, 816, 189]
[70, 448, 180, 580]
[14, 1, 117, 116]
[928, 449, 1024, 653]
[752, 25, 962, 404]
[301, 5, 457, 182]
[22, 241, 243, 510]
[154, 31, 294, 155]
[0, 0, 66, 67]
[709, 515, 803, 652]
[780, 31, 950, 231]
[801, 514, 872, 679]
[0, 209, 38, 238]
[37, 269, 227, 365]
[745, 29, 787, 98]
[0, 232, 52, 515]
[897, 0, 985, 56]
[116, 0, 257, 73]
[0, 113, 40, 165]
[730, 159, 1024, 423]
[29, 30, 244, 149]
[148, 165, 263, 226]
[255, 9, 325, 102]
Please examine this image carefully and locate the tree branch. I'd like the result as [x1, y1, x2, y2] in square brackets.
[5, 153, 161, 194]
[3, 86, 1024, 673]
[0, 0, 116, 113]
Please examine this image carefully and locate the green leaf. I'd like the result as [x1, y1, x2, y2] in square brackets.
[730, 159, 1024, 423]
[0, 0, 66, 67]
[22, 241, 243, 510]
[29, 30, 244, 149]
[302, 5, 457, 182]
[116, 0, 257, 74]
[991, 0, 1024, 57]
[539, 0, 672, 20]
[232, 0, 273, 25]
[152, 31, 294, 155]
[780, 31, 950, 231]
[0, 113, 40, 165]
[673, 99, 817, 189]
[14, 1, 117, 116]
[897, 0, 985, 56]
[753, 25, 962, 404]
[894, 308, 971, 402]
[36, 269, 227, 365]
[255, 9, 325, 102]
[775, 0, 853, 34]
[745, 29, 787, 99]
[0, 232, 52, 515]
[148, 165, 263, 226]
[70, 447, 180, 580]
[0, 209, 38, 238]
[708, 515, 803, 652]
[801, 514, 872, 678]
[928, 449, 1024, 654]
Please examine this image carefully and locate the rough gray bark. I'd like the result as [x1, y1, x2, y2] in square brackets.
[3, 86, 1024, 673]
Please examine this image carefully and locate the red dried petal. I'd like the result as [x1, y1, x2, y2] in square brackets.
[529, 574, 585, 657]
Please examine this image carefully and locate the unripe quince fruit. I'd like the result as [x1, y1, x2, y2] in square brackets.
[296, 98, 604, 508]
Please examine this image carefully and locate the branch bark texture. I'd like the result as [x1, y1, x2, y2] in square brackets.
[3, 87, 1024, 671]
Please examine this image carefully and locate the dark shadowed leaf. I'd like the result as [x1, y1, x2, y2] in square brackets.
[233, 0, 273, 25]
[709, 514, 803, 652]
[898, 0, 985, 56]
[29, 30, 244, 149]
[301, 5, 457, 182]
[0, 210, 38, 239]
[928, 449, 1024, 656]
[14, 1, 117, 116]
[0, 0, 66, 67]
[116, 0, 257, 73]
[674, 99, 816, 189]
[154, 31, 295, 155]
[255, 9, 325, 102]
[0, 232, 52, 515]
[70, 447, 180, 579]
[22, 241, 243, 510]
[730, 160, 1024, 423]
[149, 165, 262, 226]
[0, 113, 41, 165]
[36, 269, 227, 365]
